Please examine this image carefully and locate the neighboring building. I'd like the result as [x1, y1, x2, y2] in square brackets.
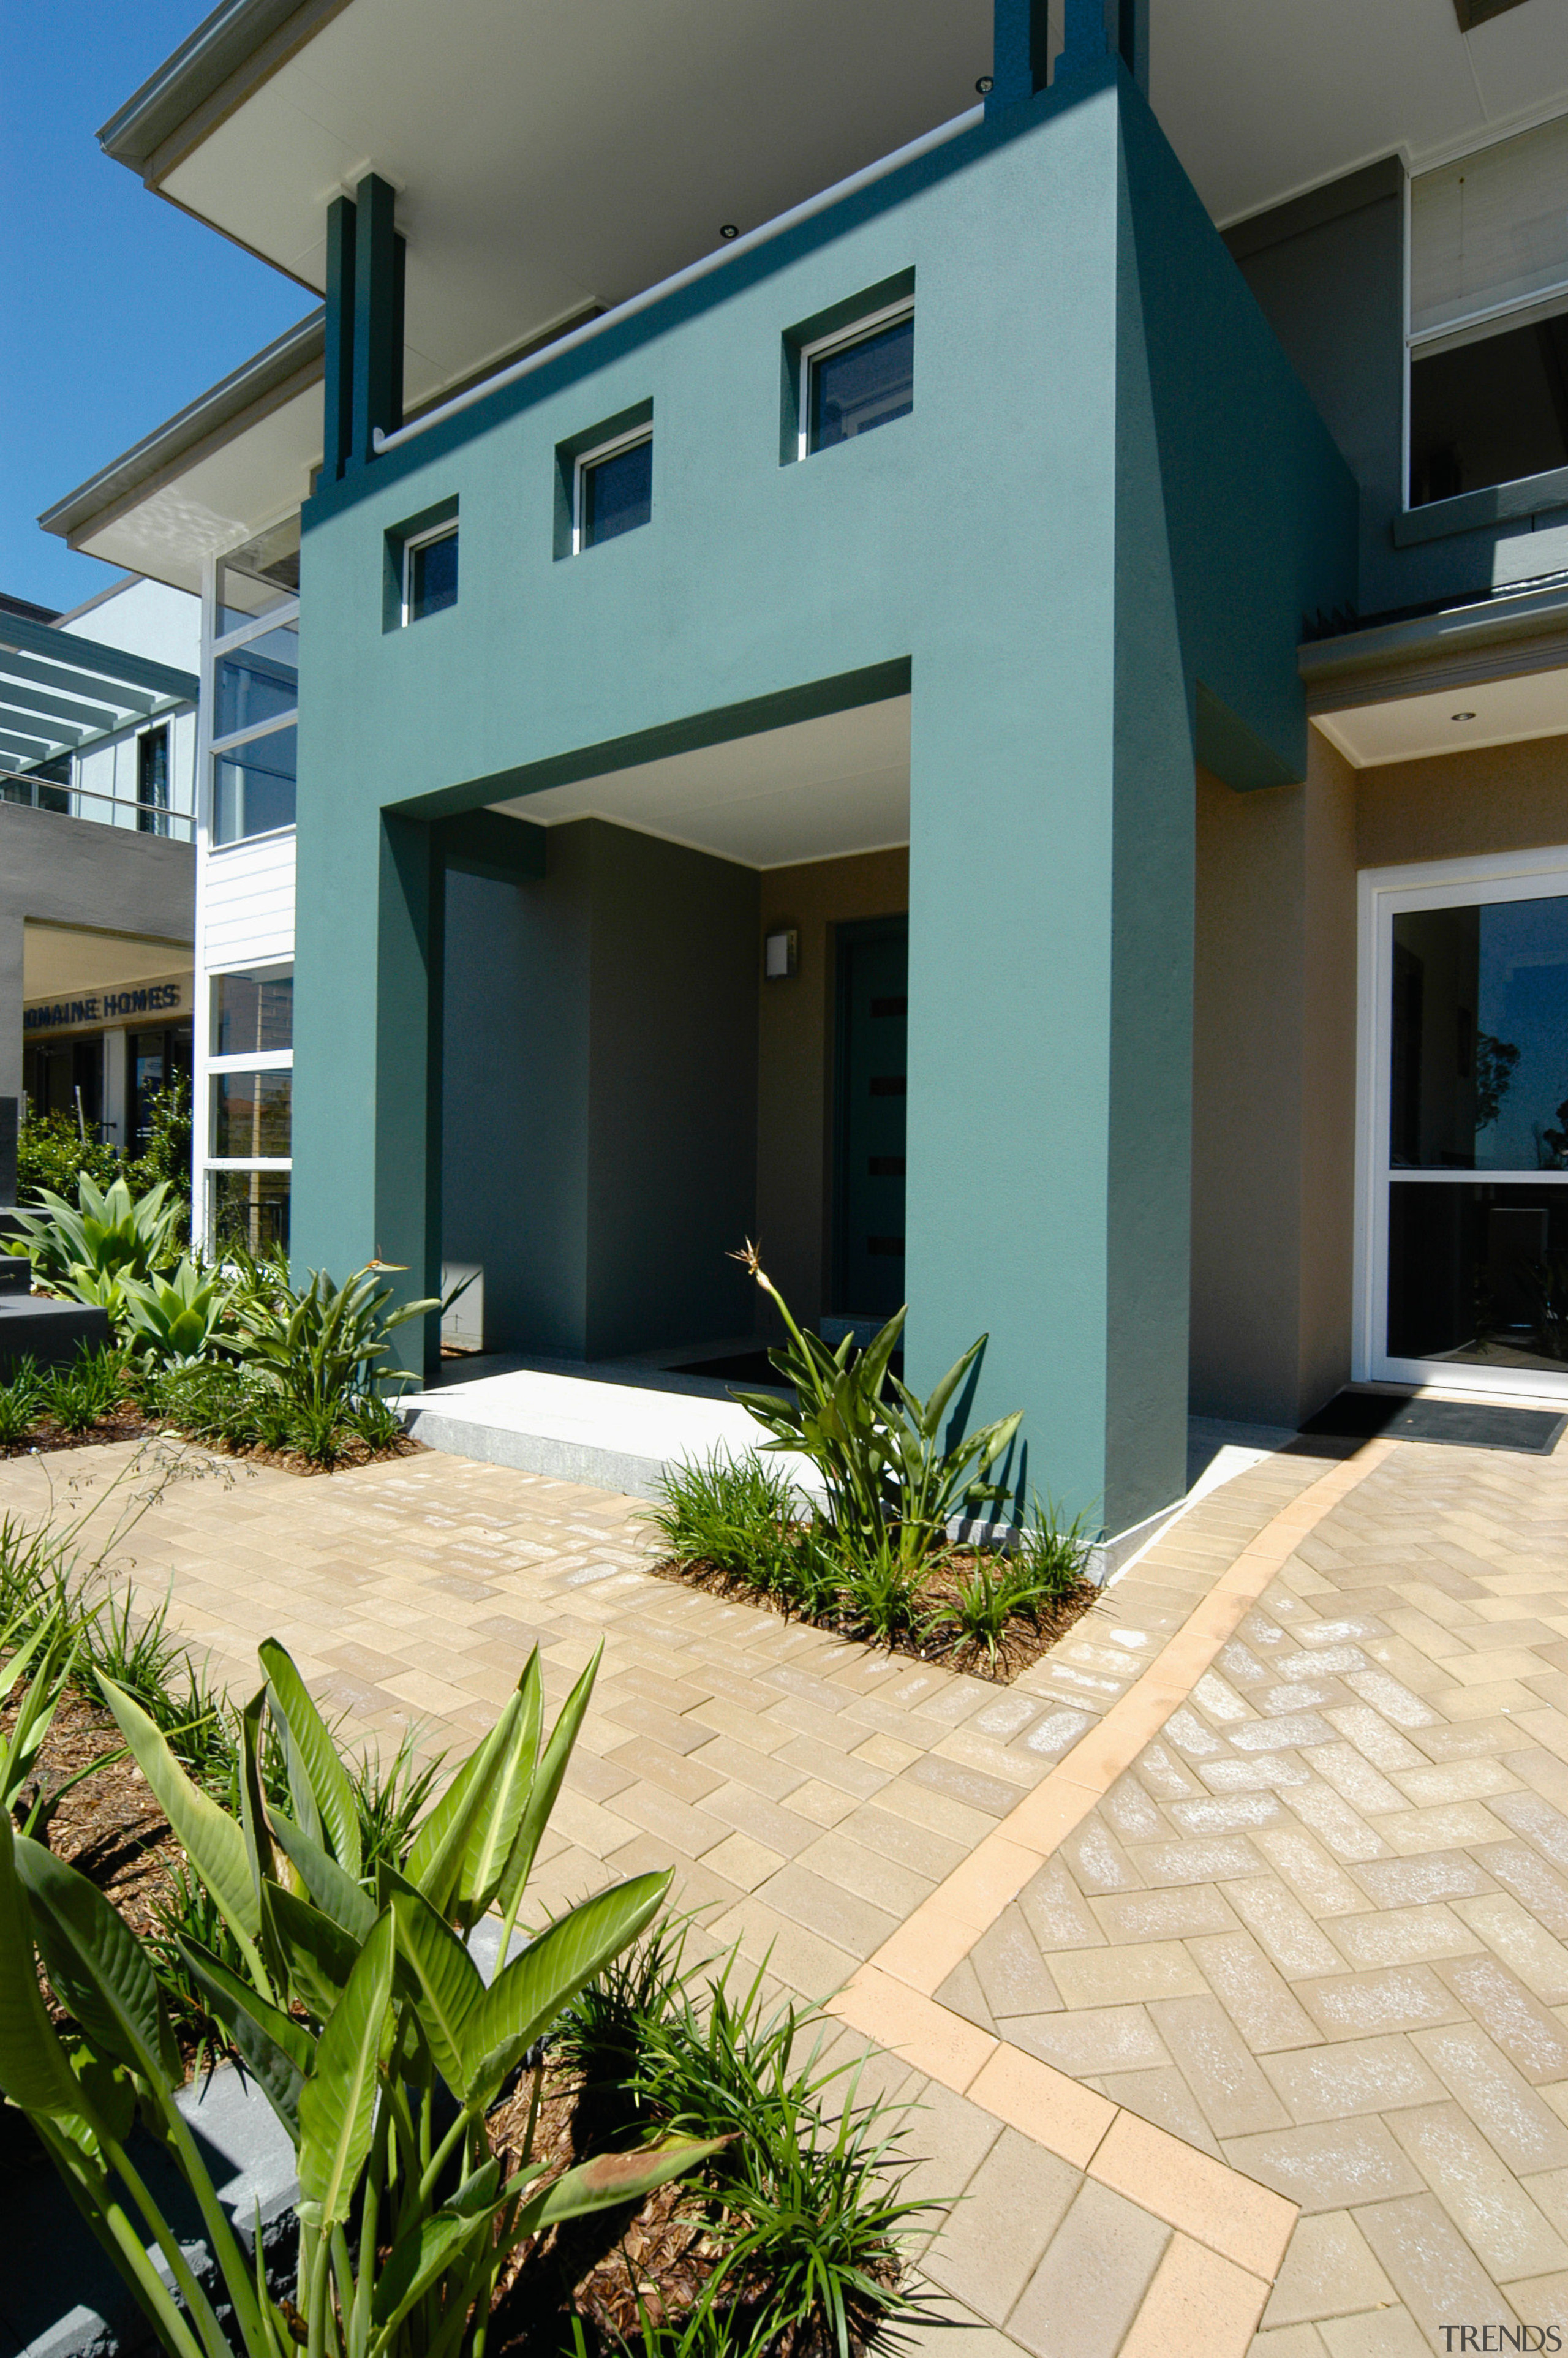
[40, 0, 1568, 1546]
[0, 581, 198, 1174]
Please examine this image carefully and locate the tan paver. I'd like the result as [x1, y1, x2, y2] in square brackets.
[28, 1417, 1568, 2355]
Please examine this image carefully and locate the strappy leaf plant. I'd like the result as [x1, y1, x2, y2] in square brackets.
[227, 1261, 440, 1414]
[7, 1172, 185, 1314]
[0, 1634, 716, 2357]
[728, 1243, 1022, 1581]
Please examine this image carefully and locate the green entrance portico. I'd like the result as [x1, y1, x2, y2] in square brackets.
[290, 53, 1355, 1543]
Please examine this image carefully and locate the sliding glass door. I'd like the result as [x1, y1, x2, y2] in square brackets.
[1360, 851, 1568, 1392]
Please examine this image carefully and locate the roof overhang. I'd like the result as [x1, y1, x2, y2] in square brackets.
[1302, 579, 1568, 766]
[39, 312, 323, 595]
[0, 612, 198, 776]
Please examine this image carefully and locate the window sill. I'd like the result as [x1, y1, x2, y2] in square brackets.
[1393, 464, 1568, 546]
[208, 825, 296, 854]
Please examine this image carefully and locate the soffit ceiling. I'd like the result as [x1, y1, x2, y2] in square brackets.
[147, 0, 1568, 426]
[1312, 665, 1568, 766]
[72, 384, 320, 595]
[23, 925, 192, 998]
[489, 695, 910, 870]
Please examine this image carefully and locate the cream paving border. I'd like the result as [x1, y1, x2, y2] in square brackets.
[830, 1440, 1396, 2348]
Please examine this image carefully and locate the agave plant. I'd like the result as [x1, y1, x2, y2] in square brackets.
[119, 1257, 235, 1368]
[728, 1243, 1022, 1578]
[228, 1261, 440, 1414]
[0, 1635, 714, 2357]
[9, 1172, 184, 1316]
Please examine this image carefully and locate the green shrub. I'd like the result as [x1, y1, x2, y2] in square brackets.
[0, 1637, 712, 2357]
[0, 1360, 43, 1447]
[119, 1256, 233, 1368]
[649, 1449, 802, 1591]
[728, 1242, 1021, 1584]
[14, 1106, 119, 1200]
[123, 1074, 193, 1213]
[10, 1171, 185, 1316]
[228, 1259, 439, 1416]
[557, 1932, 936, 2358]
[38, 1344, 125, 1435]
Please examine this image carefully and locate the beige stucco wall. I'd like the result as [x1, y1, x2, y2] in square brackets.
[1192, 727, 1568, 1431]
[755, 846, 908, 1325]
[1356, 733, 1568, 871]
[1190, 737, 1357, 1428]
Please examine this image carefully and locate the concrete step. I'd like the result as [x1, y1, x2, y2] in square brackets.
[0, 1296, 111, 1378]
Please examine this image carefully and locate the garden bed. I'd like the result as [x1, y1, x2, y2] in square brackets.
[146, 1414, 425, 1480]
[652, 1543, 1097, 1683]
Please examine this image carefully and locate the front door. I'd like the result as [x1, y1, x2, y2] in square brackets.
[834, 917, 908, 1317]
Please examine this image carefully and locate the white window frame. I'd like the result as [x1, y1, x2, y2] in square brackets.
[571, 426, 652, 556]
[1355, 845, 1568, 1397]
[203, 959, 295, 1241]
[797, 296, 915, 462]
[209, 591, 300, 849]
[401, 521, 459, 626]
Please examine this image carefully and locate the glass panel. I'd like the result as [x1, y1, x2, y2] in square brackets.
[582, 438, 652, 547]
[213, 966, 293, 1056]
[214, 726, 296, 844]
[1409, 307, 1568, 504]
[213, 1069, 292, 1158]
[217, 515, 301, 631]
[409, 531, 458, 619]
[1388, 1180, 1568, 1371]
[809, 315, 914, 453]
[214, 641, 298, 740]
[1390, 897, 1568, 1169]
[210, 1169, 290, 1256]
[137, 727, 170, 837]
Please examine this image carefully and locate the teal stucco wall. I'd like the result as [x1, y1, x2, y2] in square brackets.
[293, 59, 1355, 1536]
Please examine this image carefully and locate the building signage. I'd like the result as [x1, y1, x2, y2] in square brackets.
[24, 976, 187, 1034]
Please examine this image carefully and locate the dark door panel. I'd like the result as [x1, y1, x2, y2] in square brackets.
[834, 917, 908, 1317]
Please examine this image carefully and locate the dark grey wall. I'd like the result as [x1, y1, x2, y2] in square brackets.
[1226, 160, 1568, 620]
[0, 804, 195, 1102]
[442, 819, 758, 1358]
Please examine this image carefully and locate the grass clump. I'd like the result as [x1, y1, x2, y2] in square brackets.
[549, 1927, 938, 2358]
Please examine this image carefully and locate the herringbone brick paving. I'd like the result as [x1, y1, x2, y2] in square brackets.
[14, 1426, 1566, 2356]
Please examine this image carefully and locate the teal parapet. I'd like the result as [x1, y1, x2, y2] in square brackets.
[293, 58, 1356, 1537]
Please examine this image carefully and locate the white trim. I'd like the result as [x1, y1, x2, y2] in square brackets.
[400, 520, 459, 626]
[211, 710, 297, 758]
[571, 426, 652, 557]
[213, 598, 299, 658]
[1355, 843, 1568, 1396]
[208, 1053, 292, 1075]
[797, 296, 915, 462]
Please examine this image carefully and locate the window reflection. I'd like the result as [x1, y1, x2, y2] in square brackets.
[1390, 897, 1568, 1170]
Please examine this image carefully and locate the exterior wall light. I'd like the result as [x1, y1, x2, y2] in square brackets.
[764, 927, 799, 981]
[975, 76, 993, 92]
[719, 224, 739, 240]
[1452, 711, 1477, 722]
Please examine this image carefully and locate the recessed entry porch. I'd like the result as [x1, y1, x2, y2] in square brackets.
[437, 692, 913, 1379]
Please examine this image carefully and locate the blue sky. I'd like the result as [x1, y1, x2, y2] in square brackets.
[1, 1, 313, 612]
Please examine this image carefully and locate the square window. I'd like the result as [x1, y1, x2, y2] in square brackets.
[803, 306, 913, 458]
[404, 525, 459, 623]
[576, 432, 652, 552]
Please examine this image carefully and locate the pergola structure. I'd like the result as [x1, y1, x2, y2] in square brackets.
[0, 609, 198, 805]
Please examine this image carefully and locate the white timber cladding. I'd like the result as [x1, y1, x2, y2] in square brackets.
[200, 832, 296, 970]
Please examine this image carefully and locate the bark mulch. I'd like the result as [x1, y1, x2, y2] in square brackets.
[653, 1550, 1098, 1686]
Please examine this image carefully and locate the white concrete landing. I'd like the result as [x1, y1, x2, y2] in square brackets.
[399, 1361, 822, 1502]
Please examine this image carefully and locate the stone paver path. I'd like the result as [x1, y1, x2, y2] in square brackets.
[12, 1424, 1568, 2357]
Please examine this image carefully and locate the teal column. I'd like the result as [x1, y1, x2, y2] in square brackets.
[322, 194, 356, 484]
[905, 72, 1191, 1545]
[988, 0, 1054, 110]
[348, 173, 405, 472]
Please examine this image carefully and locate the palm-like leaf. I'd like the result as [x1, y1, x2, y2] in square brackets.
[261, 1640, 361, 1880]
[461, 1870, 670, 2107]
[0, 1810, 86, 2117]
[296, 1909, 394, 2229]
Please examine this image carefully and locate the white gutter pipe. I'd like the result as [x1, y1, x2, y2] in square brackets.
[372, 104, 985, 458]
